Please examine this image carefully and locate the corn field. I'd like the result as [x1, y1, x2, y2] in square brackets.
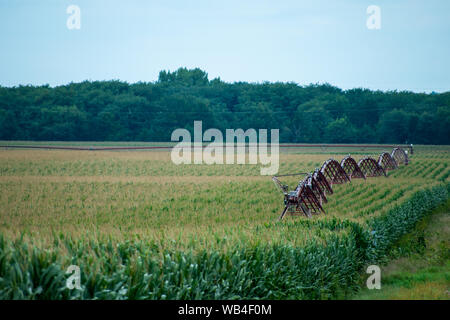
[0, 144, 449, 299]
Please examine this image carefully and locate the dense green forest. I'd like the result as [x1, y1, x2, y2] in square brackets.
[0, 68, 449, 144]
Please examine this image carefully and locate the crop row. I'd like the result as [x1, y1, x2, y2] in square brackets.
[0, 183, 447, 299]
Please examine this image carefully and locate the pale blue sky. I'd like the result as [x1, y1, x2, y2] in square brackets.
[0, 0, 449, 92]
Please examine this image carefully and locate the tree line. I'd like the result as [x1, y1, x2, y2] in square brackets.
[0, 68, 448, 144]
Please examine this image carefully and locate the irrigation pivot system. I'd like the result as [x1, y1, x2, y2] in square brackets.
[273, 146, 411, 220]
